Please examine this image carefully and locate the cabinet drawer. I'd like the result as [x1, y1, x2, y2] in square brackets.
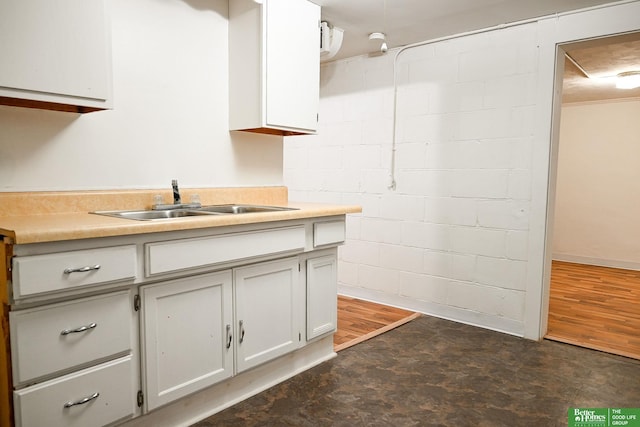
[12, 245, 137, 299]
[146, 225, 306, 276]
[313, 220, 345, 247]
[14, 356, 135, 427]
[10, 291, 132, 385]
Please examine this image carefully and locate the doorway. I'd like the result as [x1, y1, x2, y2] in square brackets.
[544, 33, 640, 359]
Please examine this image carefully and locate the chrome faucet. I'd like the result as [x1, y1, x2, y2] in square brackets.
[172, 179, 181, 205]
[152, 179, 201, 210]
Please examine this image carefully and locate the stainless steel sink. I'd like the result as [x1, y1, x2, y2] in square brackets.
[197, 204, 298, 214]
[92, 209, 220, 221]
[92, 204, 298, 221]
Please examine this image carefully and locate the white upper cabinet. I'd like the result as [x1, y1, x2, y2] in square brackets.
[229, 0, 320, 135]
[0, 0, 112, 113]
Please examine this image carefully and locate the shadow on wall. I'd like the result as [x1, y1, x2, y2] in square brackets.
[0, 106, 80, 190]
[320, 53, 395, 96]
[229, 131, 284, 184]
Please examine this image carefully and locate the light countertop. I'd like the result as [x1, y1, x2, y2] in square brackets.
[0, 187, 361, 244]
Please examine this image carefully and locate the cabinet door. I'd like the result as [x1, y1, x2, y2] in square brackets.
[234, 257, 302, 372]
[265, 0, 320, 132]
[306, 254, 338, 340]
[0, 0, 111, 111]
[141, 271, 233, 411]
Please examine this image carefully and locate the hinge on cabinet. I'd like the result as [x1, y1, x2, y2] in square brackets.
[298, 263, 301, 272]
[299, 332, 302, 342]
[137, 390, 144, 407]
[133, 294, 140, 312]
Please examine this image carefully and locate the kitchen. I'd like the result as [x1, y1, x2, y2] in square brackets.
[1, 0, 640, 426]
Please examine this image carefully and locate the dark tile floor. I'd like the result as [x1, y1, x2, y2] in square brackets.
[191, 316, 640, 427]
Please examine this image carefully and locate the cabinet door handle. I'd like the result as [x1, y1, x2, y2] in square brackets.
[64, 392, 100, 408]
[60, 322, 97, 336]
[239, 320, 245, 344]
[226, 324, 232, 349]
[64, 264, 101, 274]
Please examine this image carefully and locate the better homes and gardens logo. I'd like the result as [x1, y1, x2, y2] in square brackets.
[569, 408, 640, 427]
[571, 409, 607, 426]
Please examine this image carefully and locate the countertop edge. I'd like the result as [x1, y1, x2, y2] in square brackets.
[0, 203, 362, 245]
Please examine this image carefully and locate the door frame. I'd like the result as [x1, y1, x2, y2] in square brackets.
[526, 1, 640, 340]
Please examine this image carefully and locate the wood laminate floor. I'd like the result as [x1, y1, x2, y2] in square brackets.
[334, 295, 420, 352]
[546, 260, 640, 360]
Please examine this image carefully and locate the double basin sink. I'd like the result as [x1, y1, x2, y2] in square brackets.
[93, 204, 298, 221]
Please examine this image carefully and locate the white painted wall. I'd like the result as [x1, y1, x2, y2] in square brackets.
[553, 100, 640, 270]
[0, 0, 283, 191]
[284, 1, 640, 338]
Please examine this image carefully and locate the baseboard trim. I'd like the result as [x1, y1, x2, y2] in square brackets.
[337, 286, 525, 338]
[544, 333, 640, 361]
[552, 254, 640, 271]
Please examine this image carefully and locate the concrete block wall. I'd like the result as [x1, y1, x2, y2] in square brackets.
[285, 23, 538, 336]
[284, 1, 640, 338]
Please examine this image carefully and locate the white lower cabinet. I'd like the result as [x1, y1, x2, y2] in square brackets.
[7, 217, 346, 425]
[234, 257, 302, 372]
[140, 257, 304, 411]
[13, 356, 135, 427]
[306, 254, 338, 341]
[140, 270, 233, 412]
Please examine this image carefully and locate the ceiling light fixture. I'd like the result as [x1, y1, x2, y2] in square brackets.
[369, 32, 387, 53]
[615, 71, 640, 89]
[368, 0, 388, 55]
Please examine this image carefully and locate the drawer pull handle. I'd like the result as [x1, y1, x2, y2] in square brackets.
[64, 392, 100, 408]
[61, 322, 97, 336]
[64, 264, 101, 275]
[226, 324, 232, 349]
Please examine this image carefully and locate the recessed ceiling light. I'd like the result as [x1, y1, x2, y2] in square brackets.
[615, 71, 640, 89]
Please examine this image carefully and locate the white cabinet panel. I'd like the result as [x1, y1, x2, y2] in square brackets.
[264, 0, 320, 132]
[141, 271, 233, 411]
[306, 255, 338, 340]
[14, 356, 135, 427]
[10, 290, 132, 386]
[234, 257, 302, 372]
[0, 0, 112, 111]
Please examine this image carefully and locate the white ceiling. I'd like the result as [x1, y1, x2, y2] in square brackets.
[315, 0, 640, 102]
[315, 0, 622, 61]
[562, 33, 640, 103]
